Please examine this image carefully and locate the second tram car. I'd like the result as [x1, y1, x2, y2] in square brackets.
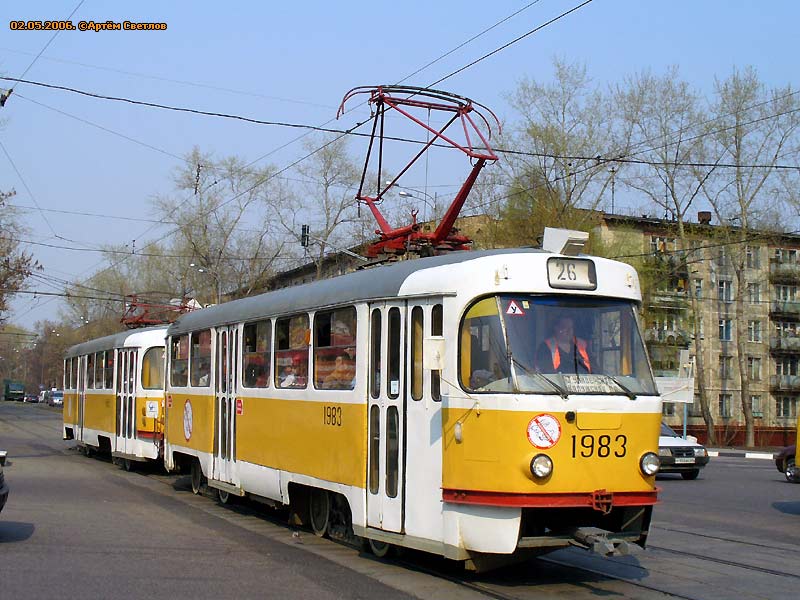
[159, 247, 662, 566]
[63, 326, 167, 469]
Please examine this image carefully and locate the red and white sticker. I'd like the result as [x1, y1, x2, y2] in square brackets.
[526, 413, 561, 449]
[236, 397, 243, 416]
[506, 300, 525, 316]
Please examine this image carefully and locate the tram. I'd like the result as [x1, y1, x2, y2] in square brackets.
[158, 240, 662, 567]
[63, 326, 167, 470]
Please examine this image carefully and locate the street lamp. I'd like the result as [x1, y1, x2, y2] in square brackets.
[384, 181, 437, 220]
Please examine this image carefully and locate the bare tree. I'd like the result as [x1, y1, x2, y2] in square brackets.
[0, 189, 39, 324]
[702, 67, 800, 446]
[273, 135, 363, 278]
[615, 67, 720, 442]
[502, 57, 621, 230]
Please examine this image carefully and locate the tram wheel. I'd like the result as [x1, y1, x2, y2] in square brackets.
[122, 458, 135, 472]
[367, 538, 393, 558]
[218, 489, 233, 505]
[681, 469, 700, 480]
[308, 488, 330, 537]
[190, 460, 205, 495]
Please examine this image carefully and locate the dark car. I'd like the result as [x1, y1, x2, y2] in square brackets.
[658, 423, 710, 480]
[0, 452, 8, 515]
[773, 444, 798, 483]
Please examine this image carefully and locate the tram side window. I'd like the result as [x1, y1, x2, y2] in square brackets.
[86, 352, 96, 389]
[102, 351, 114, 389]
[190, 330, 212, 387]
[275, 314, 309, 389]
[369, 405, 380, 495]
[243, 320, 272, 388]
[63, 358, 70, 390]
[142, 347, 165, 390]
[410, 306, 423, 401]
[94, 352, 103, 389]
[459, 297, 510, 392]
[170, 335, 189, 387]
[388, 308, 401, 399]
[432, 304, 443, 401]
[70, 357, 78, 390]
[370, 309, 381, 399]
[314, 307, 356, 390]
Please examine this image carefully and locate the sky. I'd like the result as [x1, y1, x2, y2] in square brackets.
[1, 0, 798, 331]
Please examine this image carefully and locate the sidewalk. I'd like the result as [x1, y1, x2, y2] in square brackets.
[707, 448, 775, 459]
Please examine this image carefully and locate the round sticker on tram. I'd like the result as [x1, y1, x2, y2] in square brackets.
[183, 399, 193, 442]
[526, 413, 561, 449]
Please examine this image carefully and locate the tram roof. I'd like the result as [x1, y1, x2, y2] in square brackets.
[65, 325, 168, 358]
[168, 248, 547, 335]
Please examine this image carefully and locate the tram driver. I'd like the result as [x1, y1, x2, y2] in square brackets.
[535, 315, 592, 374]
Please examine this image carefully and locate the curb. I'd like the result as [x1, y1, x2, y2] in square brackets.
[707, 450, 774, 460]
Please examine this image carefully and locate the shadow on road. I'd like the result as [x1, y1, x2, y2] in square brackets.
[772, 501, 800, 515]
[0, 521, 35, 543]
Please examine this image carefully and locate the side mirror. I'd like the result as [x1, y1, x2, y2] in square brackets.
[423, 336, 445, 371]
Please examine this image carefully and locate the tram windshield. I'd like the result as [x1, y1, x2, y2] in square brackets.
[460, 295, 657, 396]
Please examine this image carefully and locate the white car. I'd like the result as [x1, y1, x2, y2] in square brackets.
[658, 423, 709, 480]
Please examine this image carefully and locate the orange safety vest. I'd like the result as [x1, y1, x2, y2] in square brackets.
[545, 338, 591, 372]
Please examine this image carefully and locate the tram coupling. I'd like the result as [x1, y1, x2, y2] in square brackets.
[570, 527, 636, 557]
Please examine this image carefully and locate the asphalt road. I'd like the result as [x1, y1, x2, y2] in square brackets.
[2, 401, 799, 600]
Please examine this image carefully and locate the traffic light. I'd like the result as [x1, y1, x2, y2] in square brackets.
[300, 225, 309, 248]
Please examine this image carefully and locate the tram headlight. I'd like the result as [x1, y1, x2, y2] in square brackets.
[640, 452, 660, 476]
[530, 454, 553, 479]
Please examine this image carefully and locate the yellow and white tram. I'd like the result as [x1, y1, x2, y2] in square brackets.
[159, 245, 662, 566]
[63, 326, 167, 469]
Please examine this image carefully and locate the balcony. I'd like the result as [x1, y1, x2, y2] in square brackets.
[770, 335, 800, 353]
[770, 374, 800, 391]
[649, 290, 689, 310]
[769, 260, 800, 283]
[644, 328, 690, 346]
[770, 300, 800, 317]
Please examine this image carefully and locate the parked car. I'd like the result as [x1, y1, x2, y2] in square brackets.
[48, 390, 64, 406]
[0, 452, 8, 515]
[773, 444, 798, 483]
[24, 394, 38, 403]
[658, 423, 709, 480]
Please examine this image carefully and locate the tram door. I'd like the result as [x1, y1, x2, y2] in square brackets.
[115, 349, 137, 456]
[213, 326, 239, 486]
[366, 301, 406, 533]
[76, 355, 86, 443]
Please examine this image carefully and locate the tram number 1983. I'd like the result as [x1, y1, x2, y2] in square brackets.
[571, 434, 627, 458]
[323, 405, 342, 427]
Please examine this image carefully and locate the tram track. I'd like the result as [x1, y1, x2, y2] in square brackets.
[648, 545, 800, 581]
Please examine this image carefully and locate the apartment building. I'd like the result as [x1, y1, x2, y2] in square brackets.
[599, 213, 800, 446]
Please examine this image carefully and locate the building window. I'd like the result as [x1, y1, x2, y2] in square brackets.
[719, 393, 732, 418]
[662, 403, 675, 416]
[776, 357, 800, 376]
[689, 394, 703, 417]
[718, 280, 733, 303]
[719, 319, 732, 341]
[650, 236, 675, 254]
[720, 355, 733, 379]
[747, 283, 760, 304]
[747, 356, 761, 381]
[746, 246, 761, 268]
[775, 321, 798, 336]
[748, 320, 762, 342]
[717, 246, 728, 266]
[776, 285, 798, 302]
[750, 395, 763, 418]
[693, 279, 703, 299]
[776, 396, 797, 419]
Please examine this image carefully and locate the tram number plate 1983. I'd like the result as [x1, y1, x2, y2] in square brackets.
[547, 258, 597, 290]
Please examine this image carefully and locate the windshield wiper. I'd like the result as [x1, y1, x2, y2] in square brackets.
[604, 374, 637, 399]
[511, 357, 569, 398]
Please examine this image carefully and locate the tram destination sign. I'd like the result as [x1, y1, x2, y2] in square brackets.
[547, 257, 597, 290]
